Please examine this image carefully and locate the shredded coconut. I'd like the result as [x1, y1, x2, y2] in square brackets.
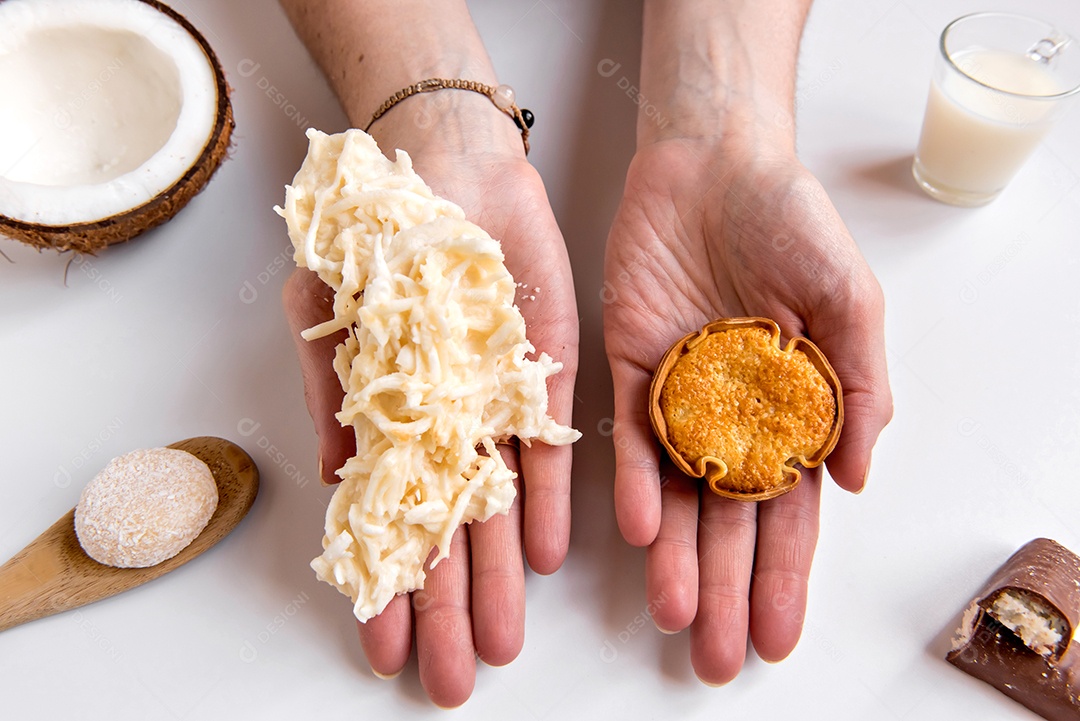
[988, 589, 1067, 656]
[277, 129, 579, 621]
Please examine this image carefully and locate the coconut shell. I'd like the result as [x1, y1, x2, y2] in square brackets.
[0, 0, 234, 254]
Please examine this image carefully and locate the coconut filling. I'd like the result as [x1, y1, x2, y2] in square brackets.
[986, 589, 1068, 657]
[0, 0, 218, 225]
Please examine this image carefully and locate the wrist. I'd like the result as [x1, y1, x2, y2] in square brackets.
[366, 87, 527, 163]
[282, 0, 511, 144]
[635, 100, 796, 161]
[637, 0, 807, 154]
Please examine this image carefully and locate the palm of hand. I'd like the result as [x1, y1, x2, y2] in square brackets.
[603, 140, 890, 683]
[605, 141, 866, 355]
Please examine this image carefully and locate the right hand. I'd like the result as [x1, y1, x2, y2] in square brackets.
[602, 136, 893, 684]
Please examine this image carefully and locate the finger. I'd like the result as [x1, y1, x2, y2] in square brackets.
[748, 469, 821, 662]
[808, 277, 893, 493]
[282, 269, 355, 484]
[644, 467, 699, 633]
[520, 440, 572, 573]
[414, 527, 476, 708]
[471, 448, 525, 666]
[510, 219, 578, 575]
[690, 492, 757, 686]
[356, 593, 412, 678]
[609, 360, 663, 547]
[518, 295, 578, 569]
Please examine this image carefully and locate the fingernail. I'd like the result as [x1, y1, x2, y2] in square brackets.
[318, 454, 331, 487]
[653, 619, 679, 635]
[854, 454, 872, 495]
[371, 666, 402, 680]
[695, 673, 730, 688]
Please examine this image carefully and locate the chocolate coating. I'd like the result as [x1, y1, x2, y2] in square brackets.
[947, 538, 1080, 720]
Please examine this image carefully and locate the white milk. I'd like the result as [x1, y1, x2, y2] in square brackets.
[914, 48, 1064, 201]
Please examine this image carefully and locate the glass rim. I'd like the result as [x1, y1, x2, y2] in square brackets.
[940, 11, 1080, 100]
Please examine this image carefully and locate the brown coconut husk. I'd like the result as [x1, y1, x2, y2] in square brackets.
[0, 0, 235, 254]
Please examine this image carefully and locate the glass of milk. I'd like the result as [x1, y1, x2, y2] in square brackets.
[913, 13, 1080, 206]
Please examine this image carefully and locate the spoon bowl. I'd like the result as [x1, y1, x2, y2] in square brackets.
[0, 436, 259, 632]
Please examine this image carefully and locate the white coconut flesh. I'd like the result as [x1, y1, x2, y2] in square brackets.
[0, 0, 221, 228]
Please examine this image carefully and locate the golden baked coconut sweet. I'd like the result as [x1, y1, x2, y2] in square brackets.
[649, 317, 843, 501]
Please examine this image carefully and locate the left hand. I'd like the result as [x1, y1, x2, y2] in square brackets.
[283, 96, 578, 706]
[603, 136, 892, 684]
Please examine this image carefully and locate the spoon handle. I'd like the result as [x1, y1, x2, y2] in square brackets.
[0, 511, 85, 632]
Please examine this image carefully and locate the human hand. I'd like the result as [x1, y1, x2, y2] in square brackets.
[282, 96, 578, 707]
[602, 137, 892, 684]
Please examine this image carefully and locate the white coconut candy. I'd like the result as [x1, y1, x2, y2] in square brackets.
[75, 448, 218, 568]
[987, 589, 1068, 657]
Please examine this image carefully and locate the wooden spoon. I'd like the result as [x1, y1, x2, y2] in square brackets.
[0, 436, 259, 633]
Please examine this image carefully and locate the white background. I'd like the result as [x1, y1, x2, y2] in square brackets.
[3, 0, 1080, 718]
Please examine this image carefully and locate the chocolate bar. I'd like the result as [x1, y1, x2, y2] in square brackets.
[947, 538, 1080, 720]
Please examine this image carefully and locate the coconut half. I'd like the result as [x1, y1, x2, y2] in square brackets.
[0, 0, 233, 252]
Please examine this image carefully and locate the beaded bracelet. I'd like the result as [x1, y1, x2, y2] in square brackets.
[363, 78, 534, 154]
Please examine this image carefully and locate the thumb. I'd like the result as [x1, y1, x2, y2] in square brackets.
[807, 277, 892, 493]
[608, 359, 663, 547]
[282, 269, 355, 485]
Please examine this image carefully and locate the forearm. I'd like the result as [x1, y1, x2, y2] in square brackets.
[639, 0, 812, 152]
[279, 0, 519, 154]
[280, 0, 493, 124]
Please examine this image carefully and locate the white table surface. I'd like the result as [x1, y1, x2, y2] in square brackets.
[3, 0, 1080, 718]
